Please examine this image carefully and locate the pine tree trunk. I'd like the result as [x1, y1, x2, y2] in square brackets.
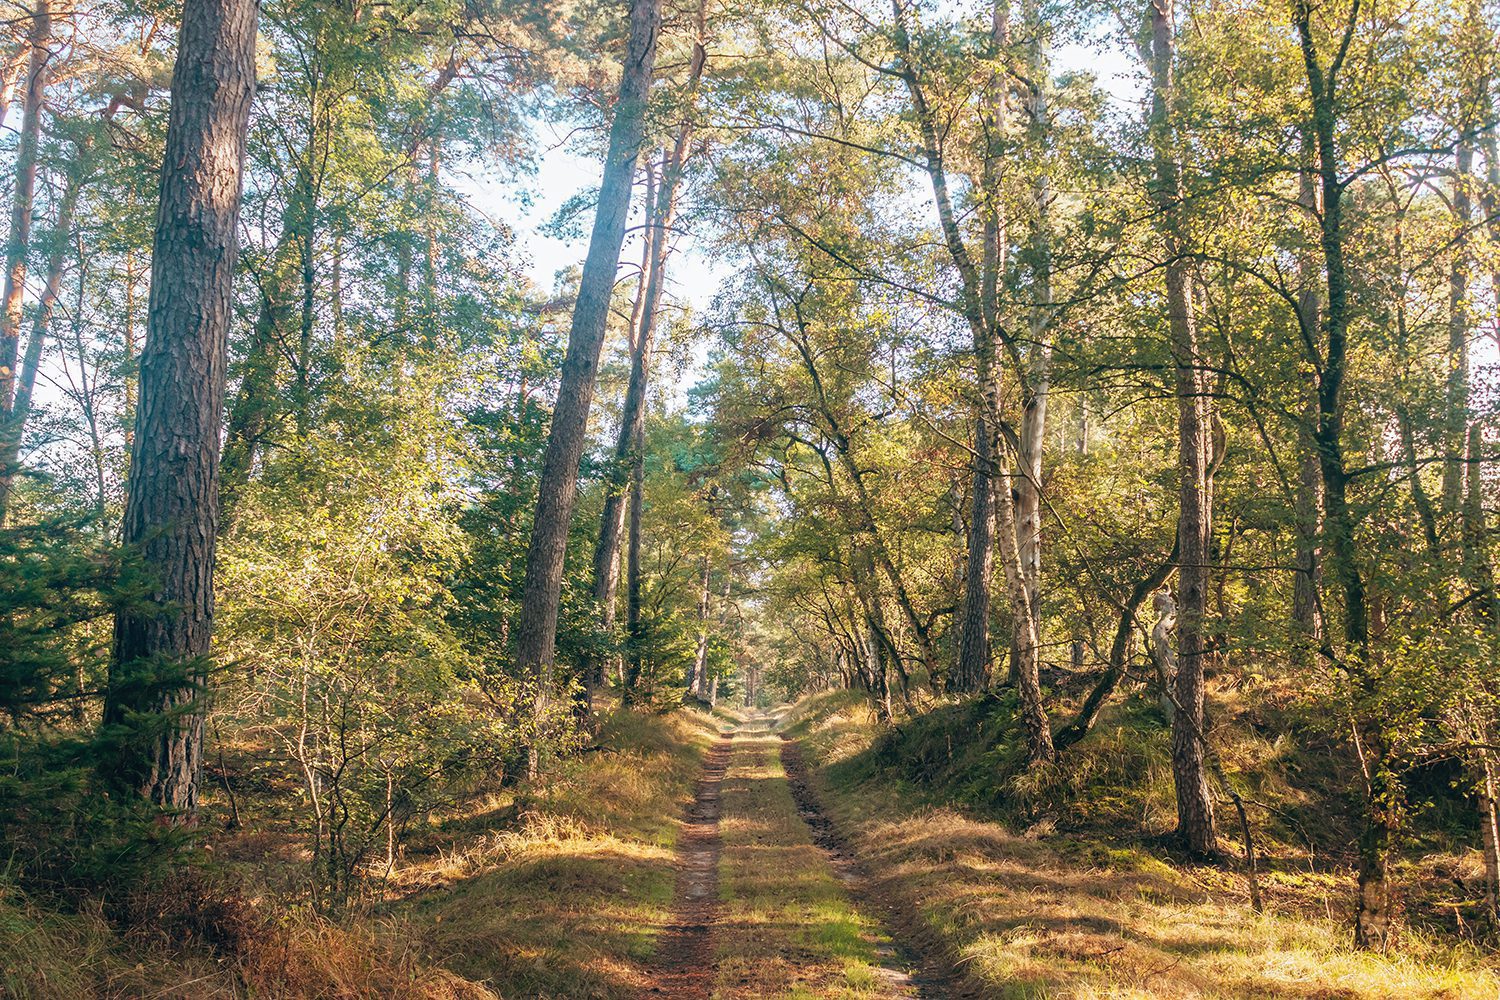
[102, 0, 258, 814]
[0, 2, 50, 422]
[514, 0, 660, 716]
[589, 163, 659, 706]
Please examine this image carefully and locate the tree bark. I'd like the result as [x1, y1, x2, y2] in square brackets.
[102, 0, 259, 814]
[514, 0, 661, 717]
[1146, 0, 1217, 858]
[0, 2, 50, 421]
[954, 421, 996, 692]
[1294, 0, 1391, 949]
[952, 0, 1009, 695]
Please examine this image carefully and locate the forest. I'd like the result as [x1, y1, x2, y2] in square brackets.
[1, 0, 1499, 995]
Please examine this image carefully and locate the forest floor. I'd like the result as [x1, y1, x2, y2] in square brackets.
[11, 698, 1500, 998]
[781, 692, 1500, 1000]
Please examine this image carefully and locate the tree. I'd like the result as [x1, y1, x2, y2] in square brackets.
[1143, 0, 1218, 859]
[513, 0, 661, 731]
[0, 0, 51, 524]
[102, 0, 259, 813]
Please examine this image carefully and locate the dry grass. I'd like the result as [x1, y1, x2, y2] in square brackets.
[0, 705, 723, 999]
[390, 706, 725, 999]
[787, 692, 1500, 1000]
[0, 894, 236, 999]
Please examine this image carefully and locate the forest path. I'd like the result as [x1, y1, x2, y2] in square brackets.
[649, 727, 734, 998]
[651, 714, 952, 999]
[776, 734, 960, 999]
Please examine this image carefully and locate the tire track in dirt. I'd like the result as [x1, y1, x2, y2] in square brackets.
[649, 729, 734, 997]
[778, 735, 975, 1000]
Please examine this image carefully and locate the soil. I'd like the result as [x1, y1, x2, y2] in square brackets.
[649, 730, 734, 998]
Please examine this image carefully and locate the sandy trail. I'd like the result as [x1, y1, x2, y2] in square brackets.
[649, 730, 733, 998]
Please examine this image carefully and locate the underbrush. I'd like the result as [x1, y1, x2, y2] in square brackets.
[783, 686, 1500, 998]
[0, 705, 721, 999]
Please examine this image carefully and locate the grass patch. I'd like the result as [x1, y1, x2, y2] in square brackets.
[0, 705, 723, 999]
[712, 718, 891, 999]
[788, 694, 1500, 999]
[390, 706, 724, 999]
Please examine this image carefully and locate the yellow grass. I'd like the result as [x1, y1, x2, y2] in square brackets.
[0, 705, 724, 999]
[788, 694, 1500, 1000]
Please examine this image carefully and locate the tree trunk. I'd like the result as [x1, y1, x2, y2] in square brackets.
[1144, 0, 1217, 858]
[1291, 134, 1323, 667]
[1478, 744, 1500, 924]
[1441, 135, 1473, 516]
[622, 413, 647, 701]
[1294, 0, 1390, 948]
[590, 9, 707, 702]
[0, 165, 79, 520]
[102, 0, 258, 814]
[953, 0, 1009, 696]
[589, 166, 657, 695]
[996, 456, 1054, 764]
[1015, 0, 1052, 687]
[514, 0, 661, 720]
[689, 556, 710, 699]
[954, 421, 996, 692]
[0, 2, 50, 421]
